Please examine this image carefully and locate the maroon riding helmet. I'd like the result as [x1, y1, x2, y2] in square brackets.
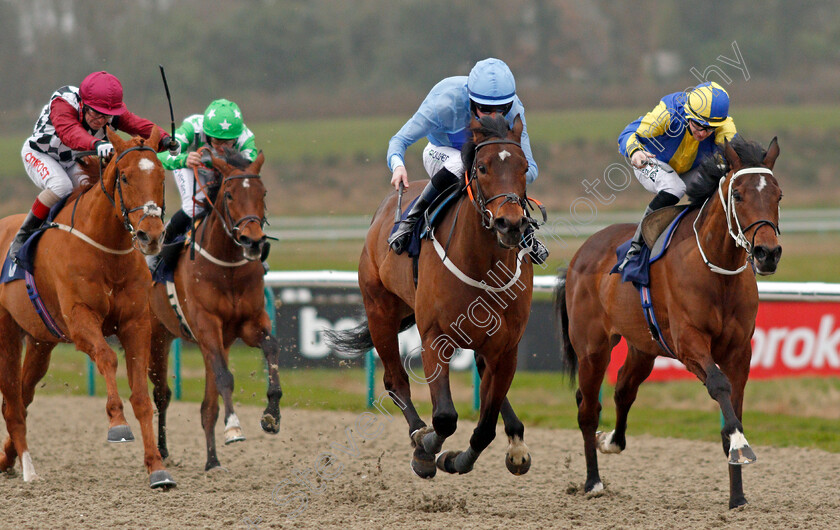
[79, 71, 128, 116]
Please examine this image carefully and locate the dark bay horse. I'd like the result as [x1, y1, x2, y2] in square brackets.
[0, 128, 175, 487]
[328, 115, 537, 478]
[556, 137, 782, 508]
[148, 149, 283, 471]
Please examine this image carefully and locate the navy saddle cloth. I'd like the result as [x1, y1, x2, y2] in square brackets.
[610, 206, 692, 287]
[389, 186, 462, 258]
[1, 198, 70, 283]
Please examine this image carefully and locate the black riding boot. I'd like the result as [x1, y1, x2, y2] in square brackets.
[146, 209, 192, 271]
[388, 181, 441, 255]
[9, 212, 46, 265]
[616, 208, 649, 272]
[522, 225, 549, 265]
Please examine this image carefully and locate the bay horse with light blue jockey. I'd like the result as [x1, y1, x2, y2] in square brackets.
[555, 136, 782, 508]
[327, 115, 542, 478]
[147, 148, 282, 472]
[0, 128, 175, 487]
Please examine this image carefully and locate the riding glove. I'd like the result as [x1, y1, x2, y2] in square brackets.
[168, 138, 181, 157]
[95, 141, 114, 158]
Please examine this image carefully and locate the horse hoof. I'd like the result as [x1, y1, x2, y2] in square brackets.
[260, 413, 280, 434]
[729, 444, 757, 465]
[436, 451, 459, 474]
[205, 463, 228, 473]
[584, 480, 605, 494]
[505, 452, 531, 475]
[107, 425, 135, 443]
[224, 427, 246, 445]
[411, 448, 437, 479]
[149, 470, 177, 489]
[729, 497, 748, 509]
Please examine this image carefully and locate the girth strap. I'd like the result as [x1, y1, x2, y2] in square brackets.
[24, 271, 69, 341]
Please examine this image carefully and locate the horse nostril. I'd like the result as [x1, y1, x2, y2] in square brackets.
[772, 246, 783, 263]
[494, 217, 511, 233]
[753, 246, 767, 261]
[135, 230, 150, 244]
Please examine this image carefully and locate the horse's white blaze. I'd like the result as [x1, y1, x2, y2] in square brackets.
[22, 451, 37, 482]
[506, 435, 530, 462]
[138, 158, 156, 172]
[498, 150, 511, 161]
[243, 179, 250, 188]
[729, 430, 749, 450]
[597, 430, 622, 454]
[756, 175, 767, 192]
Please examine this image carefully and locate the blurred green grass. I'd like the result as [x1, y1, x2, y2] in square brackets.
[42, 343, 840, 453]
[4, 103, 840, 175]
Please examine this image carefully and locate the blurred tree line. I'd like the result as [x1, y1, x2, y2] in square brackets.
[1, 0, 839, 128]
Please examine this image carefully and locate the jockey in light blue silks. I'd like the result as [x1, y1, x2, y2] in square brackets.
[386, 58, 548, 264]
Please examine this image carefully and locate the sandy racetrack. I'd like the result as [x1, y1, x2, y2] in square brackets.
[1, 395, 838, 529]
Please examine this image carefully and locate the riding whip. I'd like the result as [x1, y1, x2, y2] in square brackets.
[158, 65, 177, 149]
[395, 181, 405, 223]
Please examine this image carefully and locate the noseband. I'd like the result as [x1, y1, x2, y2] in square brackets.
[694, 166, 780, 275]
[465, 139, 546, 231]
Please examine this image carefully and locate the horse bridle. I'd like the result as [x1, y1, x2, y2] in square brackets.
[204, 173, 267, 249]
[465, 139, 546, 231]
[693, 166, 780, 275]
[97, 144, 165, 238]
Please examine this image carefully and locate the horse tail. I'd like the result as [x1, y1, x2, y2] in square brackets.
[553, 268, 578, 385]
[324, 314, 416, 357]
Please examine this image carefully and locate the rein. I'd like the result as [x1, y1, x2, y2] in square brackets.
[693, 166, 780, 275]
[49, 144, 164, 254]
[191, 150, 267, 267]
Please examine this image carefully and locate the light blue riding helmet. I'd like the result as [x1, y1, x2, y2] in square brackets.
[467, 58, 516, 106]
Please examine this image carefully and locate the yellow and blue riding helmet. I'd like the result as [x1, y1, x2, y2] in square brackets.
[685, 81, 730, 127]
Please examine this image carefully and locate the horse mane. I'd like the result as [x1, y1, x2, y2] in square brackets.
[461, 115, 511, 173]
[64, 156, 102, 203]
[221, 147, 252, 170]
[686, 136, 768, 206]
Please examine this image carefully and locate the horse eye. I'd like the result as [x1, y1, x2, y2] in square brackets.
[225, 192, 233, 200]
[478, 165, 487, 174]
[732, 190, 742, 201]
[120, 174, 128, 184]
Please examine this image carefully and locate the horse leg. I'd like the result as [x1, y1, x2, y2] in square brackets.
[118, 317, 175, 488]
[148, 319, 174, 461]
[436, 349, 517, 476]
[240, 318, 282, 435]
[475, 355, 530, 475]
[576, 340, 612, 493]
[719, 352, 753, 509]
[361, 278, 425, 436]
[194, 312, 240, 469]
[0, 315, 37, 481]
[598, 346, 656, 455]
[409, 326, 460, 479]
[68, 307, 131, 441]
[0, 337, 54, 471]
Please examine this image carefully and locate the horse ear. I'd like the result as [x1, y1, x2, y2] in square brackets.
[723, 138, 740, 170]
[247, 151, 265, 174]
[511, 114, 524, 141]
[469, 115, 482, 142]
[762, 136, 780, 170]
[106, 128, 128, 153]
[147, 127, 161, 151]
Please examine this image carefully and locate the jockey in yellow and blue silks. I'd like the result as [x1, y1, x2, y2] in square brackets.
[386, 58, 547, 264]
[615, 81, 738, 271]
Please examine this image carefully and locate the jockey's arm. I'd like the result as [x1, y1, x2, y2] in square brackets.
[113, 111, 171, 152]
[50, 98, 100, 151]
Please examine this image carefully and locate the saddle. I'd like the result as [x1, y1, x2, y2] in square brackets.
[612, 205, 692, 286]
[390, 184, 463, 259]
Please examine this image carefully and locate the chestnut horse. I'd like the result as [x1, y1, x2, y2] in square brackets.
[556, 137, 782, 508]
[148, 149, 282, 471]
[327, 115, 537, 478]
[0, 128, 175, 487]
